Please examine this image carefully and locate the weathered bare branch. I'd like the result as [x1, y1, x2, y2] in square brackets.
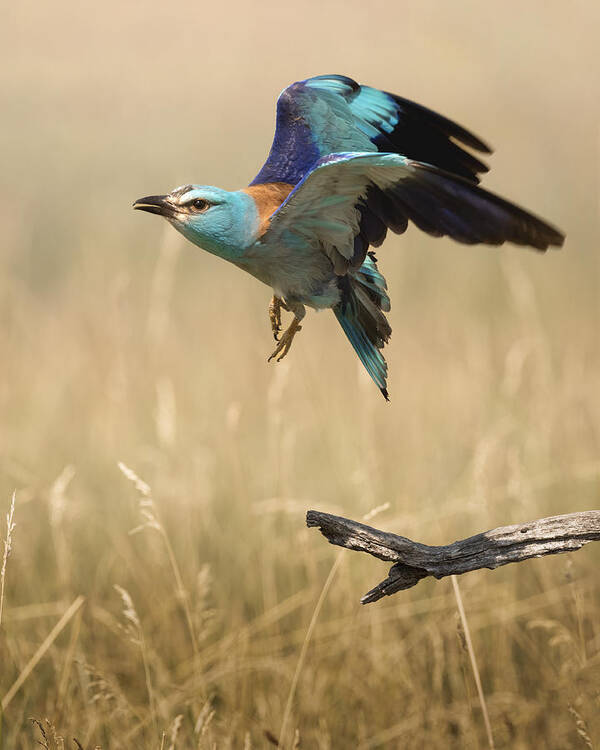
[306, 510, 600, 604]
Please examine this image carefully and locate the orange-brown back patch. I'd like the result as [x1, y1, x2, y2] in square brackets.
[243, 182, 294, 236]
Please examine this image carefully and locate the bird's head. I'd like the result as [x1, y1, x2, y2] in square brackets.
[133, 185, 258, 259]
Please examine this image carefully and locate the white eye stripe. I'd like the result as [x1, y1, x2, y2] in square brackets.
[179, 189, 202, 204]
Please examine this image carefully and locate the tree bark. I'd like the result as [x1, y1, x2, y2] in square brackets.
[305, 510, 600, 604]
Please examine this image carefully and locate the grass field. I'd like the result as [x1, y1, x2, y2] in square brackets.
[1, 1, 599, 747]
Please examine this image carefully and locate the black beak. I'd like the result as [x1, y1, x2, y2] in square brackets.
[133, 195, 172, 216]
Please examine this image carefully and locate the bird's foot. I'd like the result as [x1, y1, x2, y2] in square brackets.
[268, 295, 290, 341]
[268, 316, 302, 362]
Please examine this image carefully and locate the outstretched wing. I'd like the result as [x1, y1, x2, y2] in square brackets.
[251, 75, 491, 187]
[262, 152, 564, 276]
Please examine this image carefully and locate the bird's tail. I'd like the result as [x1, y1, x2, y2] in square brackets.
[334, 252, 392, 400]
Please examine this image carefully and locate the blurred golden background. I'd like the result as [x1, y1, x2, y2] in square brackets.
[1, 0, 599, 747]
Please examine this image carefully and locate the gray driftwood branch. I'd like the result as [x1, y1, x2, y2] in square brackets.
[306, 510, 600, 604]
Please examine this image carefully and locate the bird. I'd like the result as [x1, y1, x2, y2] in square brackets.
[134, 74, 564, 399]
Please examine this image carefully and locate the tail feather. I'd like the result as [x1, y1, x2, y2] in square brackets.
[334, 254, 391, 400]
[354, 254, 391, 311]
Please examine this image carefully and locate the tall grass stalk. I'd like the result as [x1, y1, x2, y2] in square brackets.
[451, 575, 495, 749]
[278, 552, 344, 748]
[1, 596, 85, 711]
[119, 462, 199, 657]
[279, 505, 390, 748]
[114, 585, 158, 738]
[0, 492, 16, 629]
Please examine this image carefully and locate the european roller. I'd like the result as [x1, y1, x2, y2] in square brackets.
[134, 75, 564, 399]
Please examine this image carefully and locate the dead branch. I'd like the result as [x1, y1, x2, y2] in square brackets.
[306, 510, 600, 604]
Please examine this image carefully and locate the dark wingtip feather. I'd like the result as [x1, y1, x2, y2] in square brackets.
[408, 162, 566, 251]
[389, 93, 493, 154]
[454, 131, 493, 155]
[541, 225, 565, 249]
[369, 93, 492, 184]
[381, 387, 390, 401]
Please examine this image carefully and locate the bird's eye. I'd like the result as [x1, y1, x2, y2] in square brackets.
[191, 198, 210, 211]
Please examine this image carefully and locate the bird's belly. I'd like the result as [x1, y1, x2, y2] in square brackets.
[234, 248, 341, 309]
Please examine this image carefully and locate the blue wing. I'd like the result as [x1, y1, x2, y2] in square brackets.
[262, 152, 564, 397]
[264, 152, 564, 275]
[251, 74, 491, 187]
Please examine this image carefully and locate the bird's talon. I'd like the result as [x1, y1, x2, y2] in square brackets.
[269, 295, 285, 341]
[268, 319, 302, 362]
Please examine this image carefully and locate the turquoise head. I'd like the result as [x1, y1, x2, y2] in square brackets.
[134, 185, 259, 259]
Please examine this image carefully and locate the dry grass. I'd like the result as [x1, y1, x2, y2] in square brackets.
[1, 0, 599, 747]
[0, 493, 16, 629]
